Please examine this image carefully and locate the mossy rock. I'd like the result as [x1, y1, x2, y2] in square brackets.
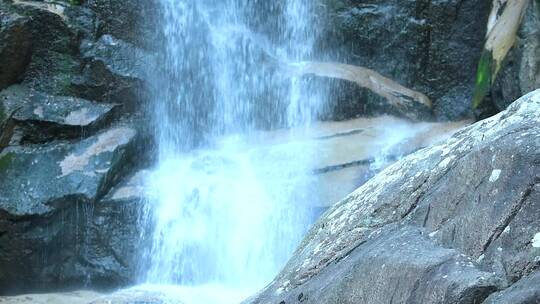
[0, 152, 14, 172]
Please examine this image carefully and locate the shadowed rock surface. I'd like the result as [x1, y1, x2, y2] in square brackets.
[0, 5, 31, 90]
[0, 0, 153, 293]
[484, 272, 540, 304]
[0, 126, 143, 293]
[319, 0, 491, 121]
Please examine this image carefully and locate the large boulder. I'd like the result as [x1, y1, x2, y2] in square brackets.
[0, 126, 142, 293]
[247, 90, 540, 303]
[318, 0, 490, 120]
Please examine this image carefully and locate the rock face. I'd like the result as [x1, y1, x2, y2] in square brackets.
[0, 85, 116, 143]
[0, 6, 32, 90]
[0, 0, 152, 295]
[484, 271, 540, 304]
[318, 0, 491, 120]
[75, 34, 151, 107]
[0, 127, 144, 293]
[247, 91, 540, 304]
[84, 0, 159, 49]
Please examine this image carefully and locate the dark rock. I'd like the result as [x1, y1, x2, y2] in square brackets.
[7, 1, 81, 96]
[63, 4, 99, 41]
[490, 1, 540, 112]
[0, 126, 137, 216]
[0, 6, 32, 90]
[0, 85, 116, 143]
[84, 0, 159, 49]
[0, 126, 141, 293]
[74, 35, 151, 106]
[81, 35, 148, 81]
[318, 0, 490, 121]
[251, 226, 498, 304]
[247, 90, 540, 303]
[484, 272, 540, 304]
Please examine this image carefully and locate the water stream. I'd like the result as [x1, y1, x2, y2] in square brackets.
[141, 0, 325, 302]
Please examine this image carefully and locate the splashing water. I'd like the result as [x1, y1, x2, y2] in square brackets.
[141, 0, 325, 301]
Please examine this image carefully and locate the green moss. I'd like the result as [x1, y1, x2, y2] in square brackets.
[0, 153, 14, 172]
[472, 50, 495, 109]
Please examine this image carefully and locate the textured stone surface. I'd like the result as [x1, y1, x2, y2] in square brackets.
[0, 126, 142, 293]
[74, 34, 151, 106]
[0, 0, 153, 295]
[84, 0, 159, 49]
[0, 85, 116, 143]
[248, 90, 540, 304]
[0, 6, 32, 90]
[484, 271, 540, 304]
[318, 0, 491, 120]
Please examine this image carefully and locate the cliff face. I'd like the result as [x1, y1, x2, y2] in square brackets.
[318, 0, 491, 121]
[0, 0, 154, 293]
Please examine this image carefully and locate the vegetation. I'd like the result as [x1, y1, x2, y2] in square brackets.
[472, 50, 494, 109]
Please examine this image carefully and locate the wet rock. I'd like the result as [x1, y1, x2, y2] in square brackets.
[9, 1, 81, 96]
[74, 35, 151, 106]
[251, 116, 469, 207]
[0, 6, 32, 90]
[247, 90, 540, 303]
[0, 126, 140, 293]
[0, 126, 136, 216]
[84, 0, 159, 49]
[102, 169, 149, 204]
[319, 0, 490, 120]
[0, 85, 116, 143]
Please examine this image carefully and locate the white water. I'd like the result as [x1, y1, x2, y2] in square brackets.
[141, 0, 324, 302]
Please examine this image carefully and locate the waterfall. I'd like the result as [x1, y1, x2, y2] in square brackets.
[141, 0, 325, 300]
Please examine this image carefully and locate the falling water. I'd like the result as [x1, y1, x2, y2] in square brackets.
[141, 0, 325, 301]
